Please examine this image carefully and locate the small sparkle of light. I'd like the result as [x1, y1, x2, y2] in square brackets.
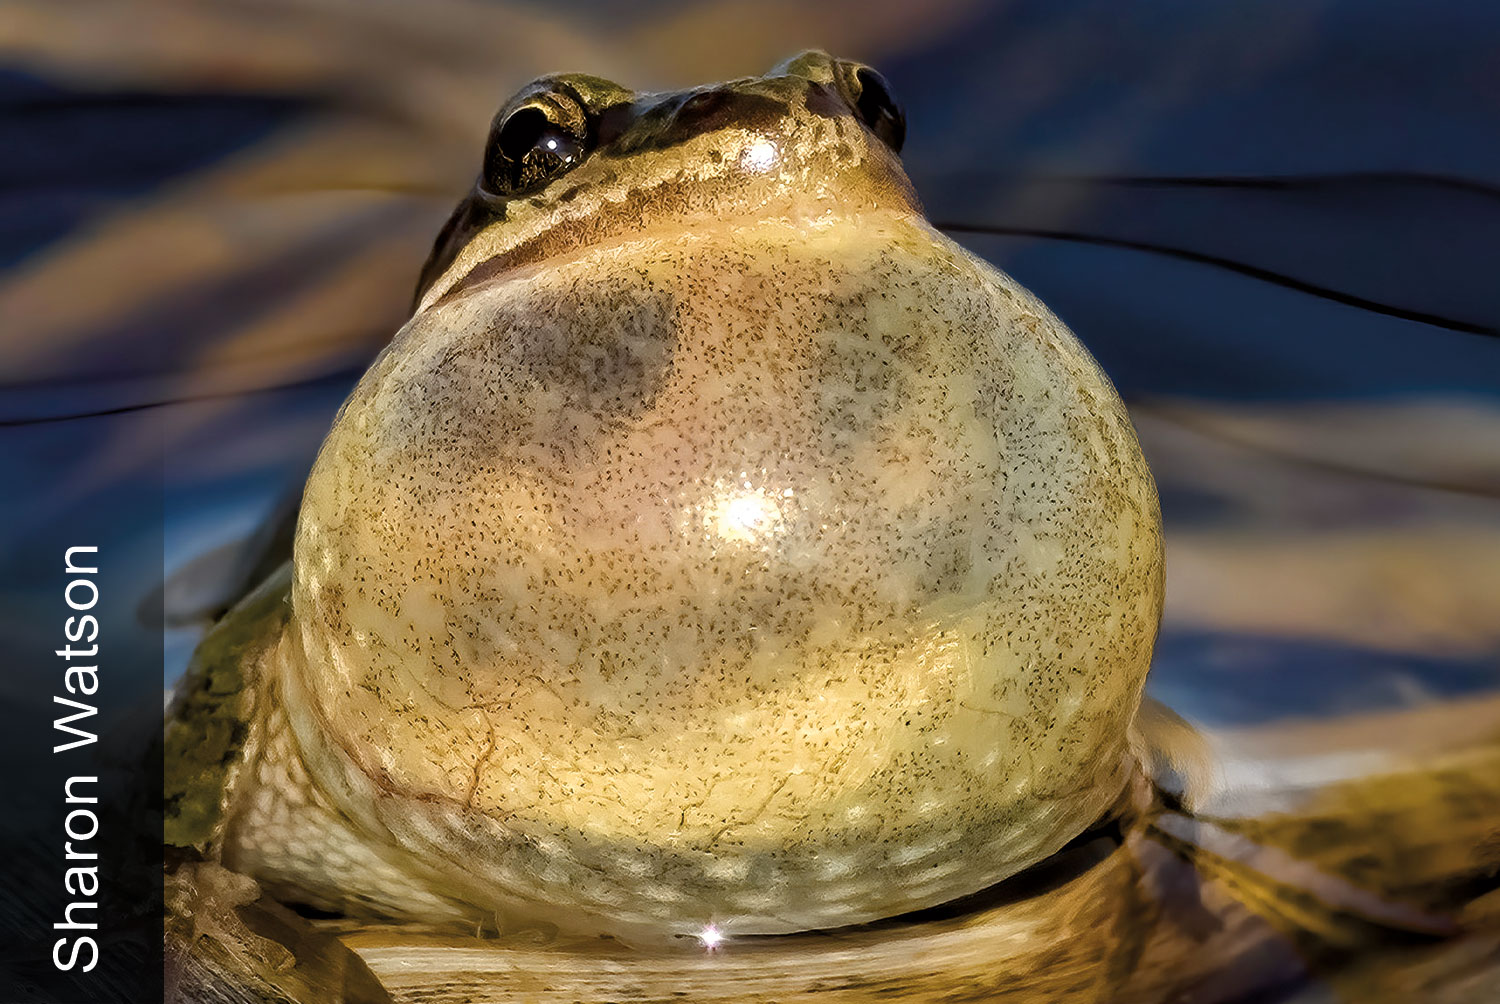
[716, 491, 780, 542]
[698, 925, 725, 950]
[546, 138, 558, 150]
[739, 139, 779, 173]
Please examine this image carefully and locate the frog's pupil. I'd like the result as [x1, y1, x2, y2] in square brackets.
[517, 129, 581, 188]
[488, 107, 584, 194]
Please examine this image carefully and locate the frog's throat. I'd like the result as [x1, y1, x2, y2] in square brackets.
[269, 221, 1163, 937]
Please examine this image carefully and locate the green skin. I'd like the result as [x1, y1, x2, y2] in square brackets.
[164, 51, 1500, 1003]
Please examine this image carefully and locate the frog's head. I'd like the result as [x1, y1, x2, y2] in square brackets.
[413, 50, 917, 311]
[285, 53, 1163, 941]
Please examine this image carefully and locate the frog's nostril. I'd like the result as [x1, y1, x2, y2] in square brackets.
[674, 89, 732, 127]
[657, 88, 788, 147]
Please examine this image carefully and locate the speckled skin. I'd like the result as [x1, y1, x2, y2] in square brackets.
[218, 52, 1164, 941]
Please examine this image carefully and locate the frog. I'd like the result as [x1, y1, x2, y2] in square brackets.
[164, 51, 1500, 1003]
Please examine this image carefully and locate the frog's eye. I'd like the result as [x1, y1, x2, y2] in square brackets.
[839, 63, 906, 155]
[482, 90, 590, 197]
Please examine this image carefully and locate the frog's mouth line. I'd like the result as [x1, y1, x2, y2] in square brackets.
[427, 155, 915, 314]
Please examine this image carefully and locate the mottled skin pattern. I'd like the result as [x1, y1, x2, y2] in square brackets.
[210, 52, 1164, 942]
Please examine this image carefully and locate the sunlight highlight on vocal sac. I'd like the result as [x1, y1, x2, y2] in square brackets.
[709, 486, 791, 544]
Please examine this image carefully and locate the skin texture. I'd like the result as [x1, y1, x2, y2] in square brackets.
[203, 51, 1165, 943]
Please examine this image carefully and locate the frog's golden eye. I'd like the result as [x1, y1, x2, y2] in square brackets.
[481, 90, 590, 197]
[837, 62, 906, 154]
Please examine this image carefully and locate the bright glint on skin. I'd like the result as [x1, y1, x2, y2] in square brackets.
[710, 487, 786, 544]
[740, 138, 779, 173]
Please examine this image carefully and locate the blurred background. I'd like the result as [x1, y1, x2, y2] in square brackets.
[0, 0, 1498, 996]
